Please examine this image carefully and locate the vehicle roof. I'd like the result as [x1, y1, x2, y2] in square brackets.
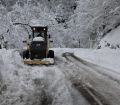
[31, 26, 48, 32]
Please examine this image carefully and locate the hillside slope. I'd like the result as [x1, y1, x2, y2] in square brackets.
[99, 26, 120, 49]
[74, 26, 120, 71]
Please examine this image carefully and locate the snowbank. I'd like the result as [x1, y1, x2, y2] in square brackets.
[76, 26, 120, 72]
[74, 48, 120, 73]
[0, 48, 119, 105]
[0, 48, 84, 105]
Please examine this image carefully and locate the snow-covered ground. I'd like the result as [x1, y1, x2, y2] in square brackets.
[0, 47, 120, 105]
[74, 25, 120, 73]
[54, 47, 120, 73]
[0, 29, 120, 105]
[0, 49, 89, 105]
[74, 48, 120, 73]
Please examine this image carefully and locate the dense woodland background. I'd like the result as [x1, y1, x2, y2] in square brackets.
[0, 1, 120, 105]
[0, 0, 120, 48]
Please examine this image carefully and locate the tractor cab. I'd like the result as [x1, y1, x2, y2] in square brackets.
[30, 26, 48, 41]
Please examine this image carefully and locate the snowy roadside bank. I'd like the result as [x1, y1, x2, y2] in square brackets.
[74, 48, 120, 73]
[1, 48, 119, 73]
[0, 49, 89, 105]
[0, 49, 73, 105]
[0, 48, 120, 105]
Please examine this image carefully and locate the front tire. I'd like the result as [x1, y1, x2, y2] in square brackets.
[26, 50, 29, 59]
[48, 50, 54, 58]
[23, 50, 29, 59]
[30, 53, 34, 60]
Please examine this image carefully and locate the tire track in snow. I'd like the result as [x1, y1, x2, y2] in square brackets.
[58, 53, 110, 105]
[71, 53, 120, 85]
[4, 50, 89, 105]
[72, 80, 109, 105]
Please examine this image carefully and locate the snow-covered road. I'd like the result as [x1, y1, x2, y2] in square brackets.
[0, 49, 120, 105]
[61, 52, 120, 105]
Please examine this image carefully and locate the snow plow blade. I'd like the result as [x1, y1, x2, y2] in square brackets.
[23, 58, 54, 65]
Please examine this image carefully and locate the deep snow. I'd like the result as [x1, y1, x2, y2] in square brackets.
[1, 24, 120, 104]
[74, 48, 120, 73]
[0, 47, 120, 105]
[0, 49, 89, 105]
[74, 25, 120, 72]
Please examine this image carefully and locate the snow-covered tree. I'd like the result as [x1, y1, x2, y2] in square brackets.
[1, 0, 120, 48]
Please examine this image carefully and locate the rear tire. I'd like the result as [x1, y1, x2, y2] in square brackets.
[48, 50, 54, 58]
[23, 50, 29, 59]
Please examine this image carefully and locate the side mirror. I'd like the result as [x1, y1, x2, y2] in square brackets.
[23, 40, 27, 43]
[29, 35, 31, 39]
[48, 34, 51, 39]
[50, 40, 53, 43]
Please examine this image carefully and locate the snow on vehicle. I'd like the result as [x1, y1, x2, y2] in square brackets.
[22, 26, 54, 65]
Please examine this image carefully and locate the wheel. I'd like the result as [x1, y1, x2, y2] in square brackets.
[23, 50, 29, 59]
[30, 53, 34, 60]
[23, 51, 26, 59]
[26, 50, 29, 59]
[48, 50, 54, 58]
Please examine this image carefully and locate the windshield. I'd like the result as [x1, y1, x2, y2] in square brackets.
[34, 32, 45, 38]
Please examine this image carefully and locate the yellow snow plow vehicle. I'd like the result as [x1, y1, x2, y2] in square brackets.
[22, 26, 54, 65]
